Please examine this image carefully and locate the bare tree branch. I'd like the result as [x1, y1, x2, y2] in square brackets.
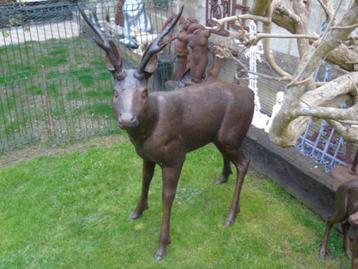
[316, 0, 333, 20]
[292, 0, 312, 56]
[300, 72, 358, 106]
[251, 0, 272, 16]
[294, 103, 358, 120]
[231, 53, 291, 81]
[256, 33, 318, 41]
[213, 14, 269, 25]
[289, 0, 342, 88]
[327, 120, 358, 141]
[261, 1, 293, 79]
[270, 1, 358, 71]
[272, 2, 300, 33]
[331, 22, 358, 29]
[269, 2, 358, 146]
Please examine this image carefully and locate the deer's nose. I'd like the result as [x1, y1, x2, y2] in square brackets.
[118, 113, 139, 128]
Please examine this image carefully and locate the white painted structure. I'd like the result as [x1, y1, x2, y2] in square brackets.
[245, 20, 270, 130]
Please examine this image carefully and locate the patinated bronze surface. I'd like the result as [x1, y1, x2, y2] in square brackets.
[173, 18, 202, 80]
[165, 16, 227, 83]
[331, 150, 358, 183]
[115, 0, 125, 26]
[320, 180, 358, 269]
[187, 27, 211, 83]
[80, 6, 254, 260]
[206, 46, 225, 80]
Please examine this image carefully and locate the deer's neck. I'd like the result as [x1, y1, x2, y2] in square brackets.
[126, 95, 159, 144]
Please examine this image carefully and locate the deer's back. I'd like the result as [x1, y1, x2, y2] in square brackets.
[153, 81, 254, 151]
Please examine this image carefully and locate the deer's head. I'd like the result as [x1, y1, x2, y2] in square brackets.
[80, 6, 183, 129]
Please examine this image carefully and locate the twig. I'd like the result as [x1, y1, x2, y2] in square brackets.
[339, 120, 358, 125]
[231, 55, 291, 81]
[321, 0, 343, 39]
[261, 2, 293, 80]
[327, 119, 358, 141]
[331, 22, 358, 29]
[289, 0, 343, 87]
[212, 14, 269, 25]
[287, 76, 313, 87]
[256, 33, 318, 41]
[316, 0, 333, 20]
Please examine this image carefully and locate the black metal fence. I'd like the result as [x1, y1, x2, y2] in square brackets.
[0, 0, 175, 153]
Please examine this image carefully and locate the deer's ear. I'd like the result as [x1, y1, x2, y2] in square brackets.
[105, 55, 116, 72]
[143, 54, 159, 76]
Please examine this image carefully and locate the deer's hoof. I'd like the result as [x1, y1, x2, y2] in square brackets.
[215, 175, 229, 185]
[346, 249, 353, 259]
[130, 204, 148, 220]
[130, 210, 143, 220]
[224, 217, 235, 227]
[224, 210, 239, 227]
[319, 247, 328, 258]
[155, 246, 167, 261]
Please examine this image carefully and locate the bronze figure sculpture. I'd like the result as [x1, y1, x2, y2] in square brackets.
[165, 15, 228, 83]
[115, 0, 125, 27]
[80, 6, 254, 260]
[206, 46, 225, 80]
[320, 180, 358, 269]
[172, 18, 202, 80]
[187, 26, 211, 83]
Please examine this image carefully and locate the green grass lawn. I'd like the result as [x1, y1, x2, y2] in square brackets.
[0, 37, 118, 153]
[0, 137, 351, 269]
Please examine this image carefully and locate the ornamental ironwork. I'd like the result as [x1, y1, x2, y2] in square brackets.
[205, 0, 250, 30]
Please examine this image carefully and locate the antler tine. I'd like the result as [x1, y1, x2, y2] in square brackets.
[79, 5, 122, 72]
[136, 5, 184, 78]
[79, 6, 109, 49]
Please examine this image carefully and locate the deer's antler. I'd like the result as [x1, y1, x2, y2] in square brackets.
[136, 5, 184, 78]
[79, 5, 123, 74]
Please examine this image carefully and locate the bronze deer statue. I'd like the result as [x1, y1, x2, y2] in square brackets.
[320, 179, 358, 269]
[80, 6, 254, 260]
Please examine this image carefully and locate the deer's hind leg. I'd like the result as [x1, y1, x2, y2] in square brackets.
[320, 191, 348, 257]
[215, 151, 232, 184]
[215, 110, 251, 227]
[223, 150, 250, 227]
[342, 221, 352, 258]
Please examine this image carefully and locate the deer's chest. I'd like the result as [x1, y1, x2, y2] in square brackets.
[129, 131, 184, 167]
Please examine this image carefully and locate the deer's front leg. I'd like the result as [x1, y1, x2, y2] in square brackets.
[155, 161, 184, 261]
[131, 160, 156, 220]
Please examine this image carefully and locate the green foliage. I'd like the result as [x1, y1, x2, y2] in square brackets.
[0, 142, 350, 268]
